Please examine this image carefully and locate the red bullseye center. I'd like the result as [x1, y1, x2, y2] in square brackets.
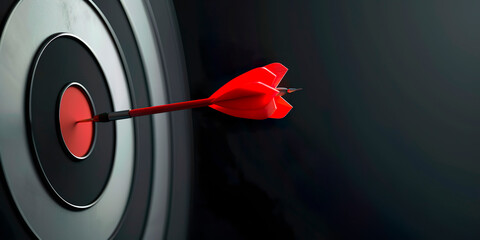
[59, 84, 94, 158]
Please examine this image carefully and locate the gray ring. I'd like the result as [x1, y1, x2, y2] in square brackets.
[0, 1, 134, 239]
[123, 1, 193, 239]
[119, 1, 172, 239]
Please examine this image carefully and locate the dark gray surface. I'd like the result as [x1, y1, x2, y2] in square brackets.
[174, 1, 480, 239]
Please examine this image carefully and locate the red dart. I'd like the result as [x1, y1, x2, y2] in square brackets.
[78, 63, 300, 123]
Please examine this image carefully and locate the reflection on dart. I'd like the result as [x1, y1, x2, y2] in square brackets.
[79, 63, 300, 123]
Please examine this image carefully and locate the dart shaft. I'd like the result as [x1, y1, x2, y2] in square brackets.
[93, 98, 213, 122]
[130, 98, 212, 117]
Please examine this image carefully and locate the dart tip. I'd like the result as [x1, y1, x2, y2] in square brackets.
[286, 88, 302, 93]
[276, 87, 302, 96]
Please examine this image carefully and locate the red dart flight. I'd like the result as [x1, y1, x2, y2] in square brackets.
[80, 63, 300, 122]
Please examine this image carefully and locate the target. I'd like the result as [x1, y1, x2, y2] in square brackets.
[0, 0, 191, 239]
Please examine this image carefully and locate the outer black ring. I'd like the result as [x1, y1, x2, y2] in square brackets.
[57, 82, 97, 160]
[145, 1, 193, 238]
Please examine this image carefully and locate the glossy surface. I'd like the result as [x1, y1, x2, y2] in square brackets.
[210, 63, 292, 119]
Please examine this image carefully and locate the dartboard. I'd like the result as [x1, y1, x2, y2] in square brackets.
[0, 0, 191, 239]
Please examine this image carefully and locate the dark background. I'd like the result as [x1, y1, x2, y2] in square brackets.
[173, 1, 480, 239]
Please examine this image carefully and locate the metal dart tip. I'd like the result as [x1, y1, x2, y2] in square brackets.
[286, 88, 302, 93]
[277, 87, 303, 96]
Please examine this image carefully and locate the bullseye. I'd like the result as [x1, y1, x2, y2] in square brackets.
[59, 83, 95, 159]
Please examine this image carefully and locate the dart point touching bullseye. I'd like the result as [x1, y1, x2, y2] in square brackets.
[78, 63, 300, 123]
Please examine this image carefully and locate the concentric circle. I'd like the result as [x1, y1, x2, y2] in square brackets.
[28, 34, 116, 209]
[0, 0, 192, 239]
[0, 1, 134, 238]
